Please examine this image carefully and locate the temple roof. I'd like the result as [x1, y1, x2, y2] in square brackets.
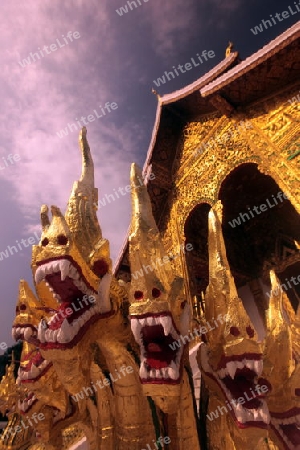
[143, 21, 300, 175]
[114, 21, 300, 274]
[201, 22, 300, 97]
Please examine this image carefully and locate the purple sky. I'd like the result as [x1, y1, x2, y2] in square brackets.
[0, 0, 298, 351]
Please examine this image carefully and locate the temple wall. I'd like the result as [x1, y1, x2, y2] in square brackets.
[159, 82, 300, 275]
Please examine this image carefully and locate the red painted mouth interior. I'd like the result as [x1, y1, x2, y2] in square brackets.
[280, 423, 300, 447]
[46, 273, 84, 303]
[45, 273, 94, 330]
[21, 350, 44, 371]
[24, 392, 35, 403]
[222, 368, 264, 409]
[19, 392, 38, 415]
[142, 324, 178, 370]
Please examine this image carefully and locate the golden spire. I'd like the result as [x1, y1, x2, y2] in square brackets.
[206, 207, 259, 349]
[8, 352, 15, 377]
[129, 163, 173, 299]
[32, 128, 111, 277]
[265, 271, 293, 380]
[64, 127, 111, 269]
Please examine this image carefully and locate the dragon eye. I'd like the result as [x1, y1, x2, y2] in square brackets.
[152, 288, 161, 298]
[42, 238, 49, 247]
[41, 238, 49, 247]
[246, 326, 254, 338]
[230, 327, 240, 336]
[92, 259, 109, 278]
[19, 304, 27, 311]
[57, 235, 68, 245]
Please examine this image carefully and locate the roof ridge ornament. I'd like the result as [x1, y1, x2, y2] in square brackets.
[151, 88, 160, 100]
[225, 41, 234, 57]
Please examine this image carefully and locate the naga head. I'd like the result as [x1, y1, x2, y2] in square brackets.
[198, 206, 270, 436]
[11, 282, 71, 417]
[264, 273, 300, 450]
[17, 341, 52, 386]
[11, 279, 49, 344]
[17, 340, 71, 418]
[31, 128, 117, 350]
[128, 163, 191, 413]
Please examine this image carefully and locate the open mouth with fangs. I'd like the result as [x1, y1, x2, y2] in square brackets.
[18, 391, 38, 415]
[35, 256, 113, 349]
[18, 393, 73, 426]
[18, 350, 52, 383]
[270, 408, 300, 450]
[201, 345, 271, 428]
[130, 312, 184, 384]
[12, 324, 38, 344]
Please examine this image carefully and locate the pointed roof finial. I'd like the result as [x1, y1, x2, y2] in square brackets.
[225, 41, 234, 58]
[152, 88, 160, 100]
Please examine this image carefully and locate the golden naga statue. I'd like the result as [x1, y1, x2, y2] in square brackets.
[197, 207, 269, 449]
[196, 206, 299, 449]
[264, 272, 299, 450]
[128, 163, 201, 448]
[1, 127, 299, 450]
[3, 128, 161, 449]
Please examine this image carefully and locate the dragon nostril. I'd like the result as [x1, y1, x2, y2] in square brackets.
[41, 238, 49, 247]
[230, 327, 240, 336]
[19, 304, 27, 311]
[57, 235, 68, 245]
[246, 326, 255, 338]
[134, 291, 143, 300]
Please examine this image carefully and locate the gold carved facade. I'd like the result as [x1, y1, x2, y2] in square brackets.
[159, 83, 300, 279]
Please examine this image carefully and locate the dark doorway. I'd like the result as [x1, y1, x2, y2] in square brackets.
[184, 203, 211, 317]
[219, 163, 300, 314]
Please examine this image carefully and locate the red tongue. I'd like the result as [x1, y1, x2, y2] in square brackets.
[147, 343, 162, 353]
[281, 424, 300, 446]
[21, 350, 44, 371]
[243, 397, 261, 409]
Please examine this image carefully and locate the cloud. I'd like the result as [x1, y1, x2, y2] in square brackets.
[0, 1, 144, 262]
[144, 0, 199, 57]
[133, 0, 243, 58]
